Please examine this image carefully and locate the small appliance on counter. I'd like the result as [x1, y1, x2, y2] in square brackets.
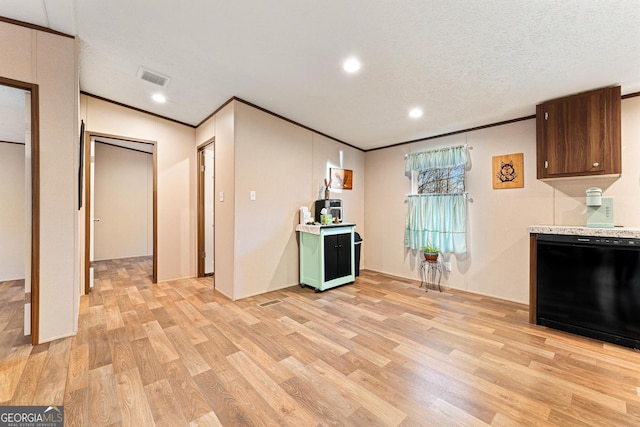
[299, 206, 313, 225]
[586, 187, 614, 228]
[314, 199, 343, 223]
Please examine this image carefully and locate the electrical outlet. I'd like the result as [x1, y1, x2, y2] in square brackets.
[443, 261, 452, 272]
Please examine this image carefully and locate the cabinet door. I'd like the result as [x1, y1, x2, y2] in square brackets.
[323, 233, 352, 282]
[324, 235, 339, 281]
[335, 233, 352, 278]
[539, 90, 604, 177]
[537, 86, 620, 179]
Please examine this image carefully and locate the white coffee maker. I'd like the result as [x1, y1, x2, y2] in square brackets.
[586, 187, 614, 228]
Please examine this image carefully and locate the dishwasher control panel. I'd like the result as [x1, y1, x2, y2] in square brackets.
[538, 234, 640, 247]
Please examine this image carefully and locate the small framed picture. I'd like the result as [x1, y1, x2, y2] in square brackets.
[492, 153, 524, 189]
[330, 168, 353, 190]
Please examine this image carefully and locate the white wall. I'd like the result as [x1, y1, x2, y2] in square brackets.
[196, 100, 366, 300]
[0, 21, 79, 342]
[0, 143, 25, 281]
[364, 95, 640, 304]
[94, 143, 153, 260]
[80, 94, 197, 282]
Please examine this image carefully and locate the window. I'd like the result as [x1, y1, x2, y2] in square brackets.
[415, 164, 465, 195]
[405, 145, 468, 254]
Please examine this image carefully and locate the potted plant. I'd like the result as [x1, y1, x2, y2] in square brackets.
[422, 242, 439, 262]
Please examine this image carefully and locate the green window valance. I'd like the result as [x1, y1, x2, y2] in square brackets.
[405, 145, 467, 172]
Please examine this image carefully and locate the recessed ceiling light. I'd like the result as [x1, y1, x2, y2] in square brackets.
[152, 93, 166, 103]
[343, 58, 361, 73]
[409, 108, 423, 118]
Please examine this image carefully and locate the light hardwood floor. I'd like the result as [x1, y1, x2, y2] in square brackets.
[0, 278, 28, 360]
[1, 257, 640, 426]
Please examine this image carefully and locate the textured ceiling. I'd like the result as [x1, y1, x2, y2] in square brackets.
[1, 1, 640, 150]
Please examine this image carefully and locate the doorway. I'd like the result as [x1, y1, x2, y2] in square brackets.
[0, 77, 40, 345]
[197, 139, 214, 278]
[84, 132, 157, 293]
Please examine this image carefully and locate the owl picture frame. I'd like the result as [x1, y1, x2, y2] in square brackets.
[492, 153, 524, 189]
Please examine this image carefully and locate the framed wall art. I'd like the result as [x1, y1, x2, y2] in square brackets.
[330, 168, 353, 190]
[492, 153, 524, 189]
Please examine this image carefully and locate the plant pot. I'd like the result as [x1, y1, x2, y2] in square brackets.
[424, 252, 438, 262]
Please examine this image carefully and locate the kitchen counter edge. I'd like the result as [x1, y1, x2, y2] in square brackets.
[296, 223, 356, 235]
[528, 225, 640, 239]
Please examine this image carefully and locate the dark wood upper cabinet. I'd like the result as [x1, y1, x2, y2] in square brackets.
[536, 86, 621, 179]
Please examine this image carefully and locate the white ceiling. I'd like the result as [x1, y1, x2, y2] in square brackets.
[1, 1, 640, 150]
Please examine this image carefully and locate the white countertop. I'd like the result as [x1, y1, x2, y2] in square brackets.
[296, 223, 356, 235]
[529, 225, 640, 239]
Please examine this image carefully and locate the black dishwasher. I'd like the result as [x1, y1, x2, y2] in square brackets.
[536, 234, 640, 349]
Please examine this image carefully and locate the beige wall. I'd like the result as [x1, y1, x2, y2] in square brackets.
[311, 133, 366, 228]
[196, 102, 235, 299]
[5, 17, 635, 341]
[80, 95, 197, 282]
[196, 100, 366, 300]
[0, 21, 79, 342]
[548, 95, 640, 228]
[94, 143, 153, 260]
[233, 102, 313, 298]
[364, 95, 640, 304]
[0, 143, 26, 281]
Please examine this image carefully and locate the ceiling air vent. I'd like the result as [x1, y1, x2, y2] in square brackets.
[137, 67, 170, 87]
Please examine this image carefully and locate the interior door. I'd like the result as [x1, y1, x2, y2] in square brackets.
[0, 84, 33, 337]
[198, 142, 215, 277]
[84, 134, 157, 294]
[204, 145, 214, 275]
[89, 137, 96, 289]
[23, 90, 31, 334]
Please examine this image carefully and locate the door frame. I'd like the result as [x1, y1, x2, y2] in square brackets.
[0, 76, 40, 345]
[84, 131, 158, 294]
[197, 138, 215, 278]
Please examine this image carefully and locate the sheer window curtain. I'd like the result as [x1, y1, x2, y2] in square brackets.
[404, 145, 468, 254]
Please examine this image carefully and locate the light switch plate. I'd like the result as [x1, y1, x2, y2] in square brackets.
[219, 192, 224, 202]
[250, 190, 256, 201]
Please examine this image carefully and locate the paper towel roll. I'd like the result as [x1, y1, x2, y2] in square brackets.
[299, 207, 311, 225]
